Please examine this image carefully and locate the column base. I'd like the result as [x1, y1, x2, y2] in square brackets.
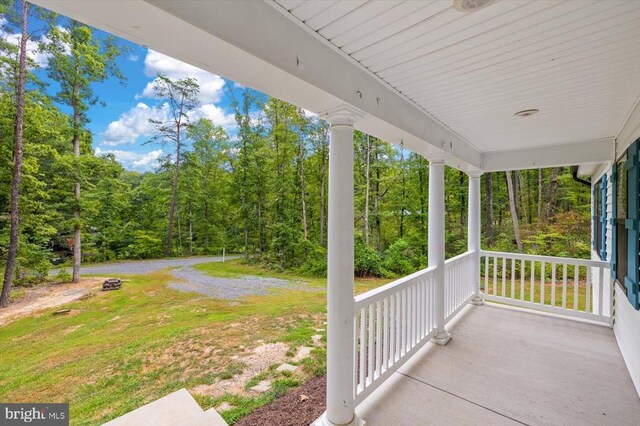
[431, 331, 451, 346]
[470, 295, 485, 306]
[312, 412, 365, 426]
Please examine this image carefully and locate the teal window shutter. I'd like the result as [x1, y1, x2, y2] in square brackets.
[600, 174, 607, 260]
[611, 167, 617, 276]
[592, 184, 597, 250]
[625, 140, 640, 309]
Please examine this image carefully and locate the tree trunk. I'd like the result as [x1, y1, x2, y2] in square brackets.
[256, 194, 261, 255]
[167, 139, 180, 257]
[72, 106, 82, 281]
[516, 170, 527, 225]
[506, 171, 523, 252]
[1, 1, 28, 308]
[203, 174, 209, 249]
[374, 143, 382, 252]
[188, 209, 193, 256]
[299, 137, 308, 240]
[544, 167, 560, 219]
[526, 170, 533, 225]
[418, 157, 427, 256]
[177, 212, 183, 256]
[364, 135, 371, 245]
[319, 131, 327, 246]
[537, 168, 543, 222]
[485, 172, 494, 246]
[459, 171, 466, 229]
[399, 146, 406, 238]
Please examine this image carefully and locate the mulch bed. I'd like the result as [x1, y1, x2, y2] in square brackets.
[235, 376, 326, 426]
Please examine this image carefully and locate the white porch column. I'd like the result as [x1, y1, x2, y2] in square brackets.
[468, 172, 484, 305]
[429, 156, 451, 345]
[316, 105, 363, 426]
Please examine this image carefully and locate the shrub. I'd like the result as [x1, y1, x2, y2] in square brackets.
[354, 240, 383, 277]
[55, 268, 72, 283]
[14, 243, 50, 286]
[299, 243, 327, 277]
[126, 230, 163, 259]
[382, 239, 417, 276]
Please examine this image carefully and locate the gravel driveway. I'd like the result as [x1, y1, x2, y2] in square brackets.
[169, 266, 297, 299]
[75, 256, 239, 275]
[53, 255, 303, 300]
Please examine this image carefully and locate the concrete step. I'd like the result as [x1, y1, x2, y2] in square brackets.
[204, 407, 228, 426]
[102, 389, 228, 426]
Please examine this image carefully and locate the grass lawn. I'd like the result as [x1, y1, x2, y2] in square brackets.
[0, 260, 389, 425]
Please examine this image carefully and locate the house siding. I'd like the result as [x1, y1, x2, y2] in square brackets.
[615, 287, 640, 397]
[592, 162, 640, 398]
[591, 165, 613, 318]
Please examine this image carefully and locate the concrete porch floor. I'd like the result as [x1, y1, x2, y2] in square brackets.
[356, 303, 640, 426]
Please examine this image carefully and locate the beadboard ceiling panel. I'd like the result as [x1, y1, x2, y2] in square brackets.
[273, 0, 640, 153]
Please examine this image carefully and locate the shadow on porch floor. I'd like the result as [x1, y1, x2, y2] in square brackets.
[356, 303, 640, 425]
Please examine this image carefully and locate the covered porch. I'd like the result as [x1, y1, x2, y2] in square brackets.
[357, 303, 640, 426]
[30, 1, 640, 425]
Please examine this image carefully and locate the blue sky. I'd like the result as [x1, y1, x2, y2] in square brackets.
[2, 9, 242, 171]
[82, 43, 240, 170]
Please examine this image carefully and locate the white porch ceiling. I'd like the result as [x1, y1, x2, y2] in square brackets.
[273, 0, 640, 154]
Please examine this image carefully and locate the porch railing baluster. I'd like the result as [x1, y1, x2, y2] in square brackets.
[480, 251, 611, 325]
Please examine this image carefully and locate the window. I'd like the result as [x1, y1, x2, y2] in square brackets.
[593, 176, 607, 260]
[615, 155, 627, 288]
[593, 180, 601, 254]
[612, 138, 640, 310]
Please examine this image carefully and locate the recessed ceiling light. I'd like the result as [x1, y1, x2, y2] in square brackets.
[514, 109, 539, 117]
[453, 0, 495, 13]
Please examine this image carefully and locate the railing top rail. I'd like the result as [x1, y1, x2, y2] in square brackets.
[481, 250, 608, 268]
[354, 265, 436, 310]
[445, 249, 475, 266]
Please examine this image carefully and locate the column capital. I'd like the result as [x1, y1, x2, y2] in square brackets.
[320, 104, 364, 126]
[467, 170, 483, 178]
[426, 150, 447, 164]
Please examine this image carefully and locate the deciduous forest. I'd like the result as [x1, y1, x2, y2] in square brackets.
[0, 2, 591, 304]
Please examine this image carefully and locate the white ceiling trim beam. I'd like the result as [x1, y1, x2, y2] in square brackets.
[32, 0, 482, 170]
[616, 99, 640, 159]
[482, 139, 614, 172]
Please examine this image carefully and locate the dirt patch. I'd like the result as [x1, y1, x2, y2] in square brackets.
[192, 342, 289, 398]
[0, 277, 105, 326]
[63, 324, 84, 335]
[234, 375, 326, 426]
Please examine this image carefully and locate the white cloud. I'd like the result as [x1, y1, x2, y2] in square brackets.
[0, 23, 51, 67]
[132, 149, 163, 168]
[101, 102, 169, 146]
[96, 147, 164, 171]
[189, 104, 235, 130]
[138, 50, 225, 103]
[127, 53, 139, 62]
[101, 101, 236, 146]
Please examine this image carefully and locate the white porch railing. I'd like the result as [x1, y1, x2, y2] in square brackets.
[353, 249, 476, 404]
[444, 250, 476, 322]
[481, 250, 612, 324]
[353, 265, 436, 404]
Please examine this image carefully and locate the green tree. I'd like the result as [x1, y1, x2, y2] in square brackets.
[45, 17, 125, 282]
[184, 118, 230, 253]
[1, 0, 28, 307]
[147, 74, 200, 256]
